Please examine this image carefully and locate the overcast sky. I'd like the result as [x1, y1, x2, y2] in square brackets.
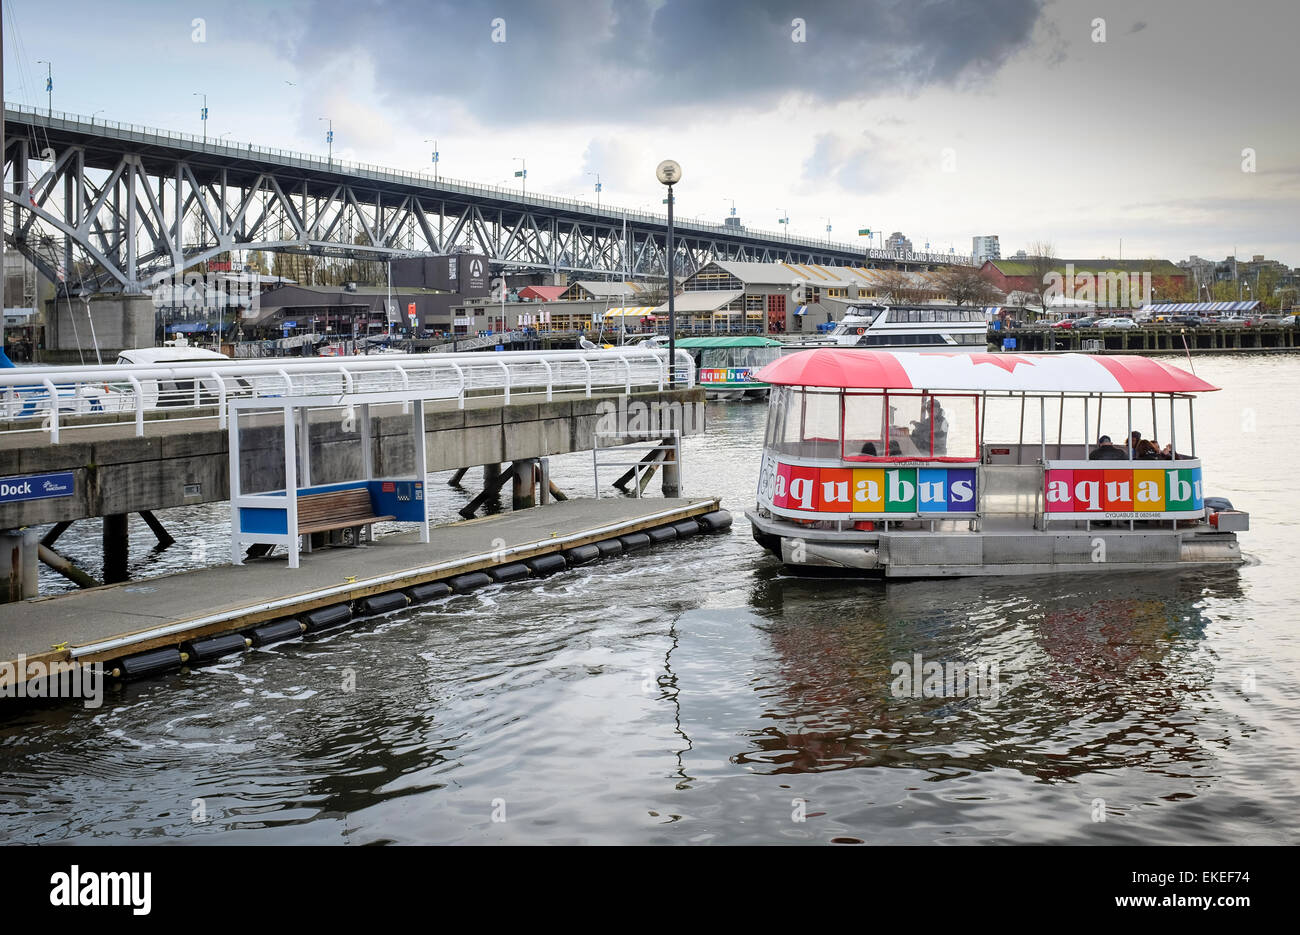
[4, 0, 1297, 265]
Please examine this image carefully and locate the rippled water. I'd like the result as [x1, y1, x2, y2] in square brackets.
[3, 354, 1298, 844]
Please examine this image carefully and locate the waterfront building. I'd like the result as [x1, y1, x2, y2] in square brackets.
[653, 260, 949, 335]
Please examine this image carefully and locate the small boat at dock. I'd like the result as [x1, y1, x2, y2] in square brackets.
[745, 349, 1248, 577]
[674, 336, 783, 399]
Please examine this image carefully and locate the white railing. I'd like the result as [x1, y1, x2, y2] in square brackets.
[0, 348, 695, 443]
[3, 102, 974, 265]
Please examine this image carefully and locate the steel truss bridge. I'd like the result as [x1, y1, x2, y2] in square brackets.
[3, 103, 975, 294]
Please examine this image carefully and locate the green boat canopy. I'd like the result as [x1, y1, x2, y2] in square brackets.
[673, 336, 783, 348]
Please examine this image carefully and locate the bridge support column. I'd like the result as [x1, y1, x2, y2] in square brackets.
[483, 463, 501, 488]
[102, 513, 130, 584]
[1, 530, 39, 603]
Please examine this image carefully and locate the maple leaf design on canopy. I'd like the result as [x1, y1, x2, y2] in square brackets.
[920, 352, 1039, 374]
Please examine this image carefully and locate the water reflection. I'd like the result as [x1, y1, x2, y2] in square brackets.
[737, 570, 1240, 784]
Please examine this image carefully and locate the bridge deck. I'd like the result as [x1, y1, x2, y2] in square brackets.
[0, 496, 721, 684]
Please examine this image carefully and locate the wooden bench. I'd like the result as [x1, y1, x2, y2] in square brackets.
[296, 488, 395, 551]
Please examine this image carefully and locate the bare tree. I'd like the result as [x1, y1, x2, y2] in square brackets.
[874, 268, 924, 303]
[935, 264, 1004, 306]
[1025, 240, 1056, 313]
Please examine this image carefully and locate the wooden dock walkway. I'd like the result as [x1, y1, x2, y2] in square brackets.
[0, 496, 727, 689]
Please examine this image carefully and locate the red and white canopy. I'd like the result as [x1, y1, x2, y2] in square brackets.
[754, 349, 1219, 394]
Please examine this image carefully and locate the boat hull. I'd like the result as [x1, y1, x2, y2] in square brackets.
[746, 510, 1244, 578]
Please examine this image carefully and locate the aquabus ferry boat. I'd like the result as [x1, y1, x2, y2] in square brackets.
[745, 349, 1247, 577]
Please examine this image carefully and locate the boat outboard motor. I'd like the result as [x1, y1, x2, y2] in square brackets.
[1205, 496, 1234, 512]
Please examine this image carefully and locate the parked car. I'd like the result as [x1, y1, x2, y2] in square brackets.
[1097, 317, 1138, 329]
[1217, 316, 1248, 326]
[1166, 315, 1207, 327]
[1051, 316, 1097, 329]
[1256, 314, 1287, 325]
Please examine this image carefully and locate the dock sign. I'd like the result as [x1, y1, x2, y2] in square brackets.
[0, 471, 75, 503]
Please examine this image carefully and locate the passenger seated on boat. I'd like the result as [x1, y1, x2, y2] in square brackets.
[909, 399, 949, 455]
[860, 441, 878, 456]
[889, 440, 902, 456]
[1136, 439, 1162, 460]
[1088, 435, 1127, 460]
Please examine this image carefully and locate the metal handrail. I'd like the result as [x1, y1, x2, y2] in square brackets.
[0, 347, 694, 440]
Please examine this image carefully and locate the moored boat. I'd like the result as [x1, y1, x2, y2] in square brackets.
[745, 348, 1248, 577]
[789, 303, 990, 352]
[674, 336, 783, 399]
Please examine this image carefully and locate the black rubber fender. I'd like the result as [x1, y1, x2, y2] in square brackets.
[525, 554, 568, 576]
[487, 563, 530, 583]
[595, 539, 623, 557]
[671, 519, 700, 538]
[249, 618, 307, 647]
[563, 544, 601, 566]
[183, 633, 250, 662]
[697, 509, 733, 533]
[354, 592, 409, 616]
[618, 532, 651, 551]
[301, 603, 353, 631]
[112, 647, 185, 680]
[646, 526, 677, 543]
[406, 581, 452, 603]
[448, 572, 492, 593]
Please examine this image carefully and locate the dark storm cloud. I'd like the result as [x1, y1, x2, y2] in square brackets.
[289, 0, 1045, 123]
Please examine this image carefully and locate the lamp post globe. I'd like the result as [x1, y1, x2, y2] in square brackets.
[655, 160, 682, 186]
[656, 161, 681, 385]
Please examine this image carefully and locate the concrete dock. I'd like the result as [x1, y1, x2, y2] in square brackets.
[0, 496, 727, 690]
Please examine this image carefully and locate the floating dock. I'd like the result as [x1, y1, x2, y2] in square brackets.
[0, 496, 730, 691]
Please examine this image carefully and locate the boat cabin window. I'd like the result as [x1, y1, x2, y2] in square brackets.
[842, 392, 979, 461]
[765, 387, 842, 459]
[699, 346, 781, 369]
[766, 387, 981, 462]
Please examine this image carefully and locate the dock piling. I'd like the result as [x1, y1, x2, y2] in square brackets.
[40, 521, 74, 549]
[1, 530, 38, 603]
[37, 544, 101, 589]
[459, 462, 513, 519]
[512, 459, 538, 510]
[102, 514, 130, 584]
[139, 510, 175, 548]
[660, 436, 681, 497]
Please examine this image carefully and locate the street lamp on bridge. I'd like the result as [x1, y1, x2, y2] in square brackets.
[425, 139, 439, 183]
[193, 92, 208, 143]
[656, 159, 681, 386]
[320, 117, 334, 165]
[37, 61, 52, 118]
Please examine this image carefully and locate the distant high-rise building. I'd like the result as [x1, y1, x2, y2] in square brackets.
[886, 231, 913, 253]
[972, 235, 1001, 262]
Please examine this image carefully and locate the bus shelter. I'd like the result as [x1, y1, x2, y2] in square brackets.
[228, 387, 444, 568]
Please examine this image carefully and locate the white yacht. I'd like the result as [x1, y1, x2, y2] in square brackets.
[803, 304, 991, 351]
